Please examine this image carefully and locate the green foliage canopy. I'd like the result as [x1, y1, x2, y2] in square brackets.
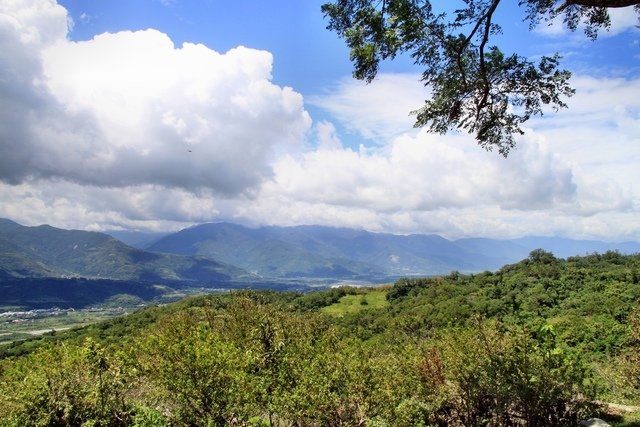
[321, 0, 640, 155]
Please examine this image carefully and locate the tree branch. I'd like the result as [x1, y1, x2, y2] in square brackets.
[558, 0, 639, 12]
[477, 0, 502, 116]
[464, 0, 503, 47]
[452, 0, 502, 112]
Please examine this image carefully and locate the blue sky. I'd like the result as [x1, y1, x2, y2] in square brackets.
[0, 0, 639, 241]
[59, 1, 354, 91]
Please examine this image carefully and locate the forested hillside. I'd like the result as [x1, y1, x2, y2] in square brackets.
[0, 219, 248, 283]
[1, 251, 639, 426]
[144, 222, 640, 278]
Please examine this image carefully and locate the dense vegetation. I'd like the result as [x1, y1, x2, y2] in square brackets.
[0, 250, 639, 426]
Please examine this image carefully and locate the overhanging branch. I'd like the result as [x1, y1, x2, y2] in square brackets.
[558, 0, 639, 12]
[477, 0, 501, 116]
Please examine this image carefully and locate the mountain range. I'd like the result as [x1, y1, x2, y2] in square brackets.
[143, 222, 640, 278]
[1, 218, 639, 284]
[0, 218, 246, 283]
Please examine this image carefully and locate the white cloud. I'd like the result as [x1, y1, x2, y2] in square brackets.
[237, 72, 639, 241]
[608, 8, 640, 35]
[309, 73, 425, 141]
[0, 0, 311, 195]
[314, 121, 343, 151]
[0, 1, 639, 242]
[528, 75, 640, 183]
[0, 181, 238, 232]
[535, 5, 639, 38]
[244, 129, 578, 223]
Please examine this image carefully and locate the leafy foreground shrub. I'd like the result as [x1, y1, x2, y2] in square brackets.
[415, 322, 597, 427]
[0, 338, 136, 426]
[0, 298, 598, 426]
[135, 298, 410, 426]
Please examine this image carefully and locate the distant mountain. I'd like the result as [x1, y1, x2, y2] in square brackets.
[147, 223, 386, 279]
[104, 230, 170, 249]
[148, 223, 512, 277]
[148, 222, 640, 278]
[453, 238, 531, 263]
[2, 218, 639, 282]
[252, 225, 510, 273]
[0, 219, 248, 282]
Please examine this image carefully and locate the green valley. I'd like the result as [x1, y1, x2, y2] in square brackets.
[1, 250, 639, 426]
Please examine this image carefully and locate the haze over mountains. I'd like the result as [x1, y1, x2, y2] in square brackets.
[2, 218, 638, 283]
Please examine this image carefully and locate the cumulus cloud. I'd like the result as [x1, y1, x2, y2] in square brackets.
[0, 0, 311, 195]
[528, 76, 640, 186]
[1, 1, 638, 242]
[236, 71, 639, 240]
[257, 129, 577, 214]
[315, 121, 343, 151]
[0, 181, 241, 232]
[0, 0, 69, 183]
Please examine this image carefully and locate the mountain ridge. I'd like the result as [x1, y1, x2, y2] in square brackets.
[2, 218, 639, 282]
[0, 219, 248, 282]
[145, 221, 640, 278]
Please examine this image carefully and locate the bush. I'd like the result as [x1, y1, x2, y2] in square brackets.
[0, 338, 135, 426]
[416, 321, 596, 426]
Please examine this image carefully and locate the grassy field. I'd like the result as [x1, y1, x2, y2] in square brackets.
[321, 289, 388, 317]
